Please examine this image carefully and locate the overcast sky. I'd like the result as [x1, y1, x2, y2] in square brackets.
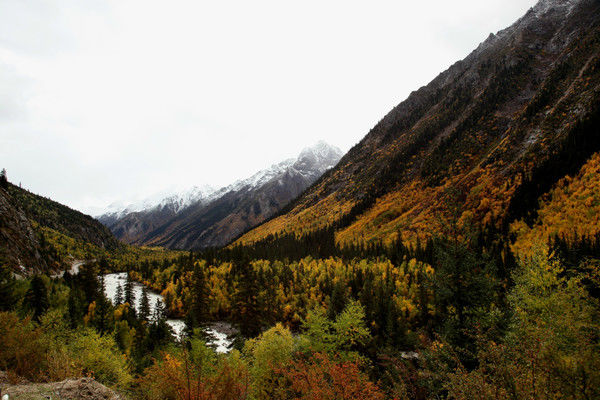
[1, 0, 538, 214]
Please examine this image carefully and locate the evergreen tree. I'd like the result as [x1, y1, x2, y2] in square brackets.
[432, 232, 497, 356]
[67, 286, 84, 328]
[233, 261, 262, 337]
[148, 298, 172, 348]
[190, 262, 209, 327]
[139, 286, 151, 322]
[153, 298, 167, 322]
[24, 275, 49, 321]
[184, 310, 196, 338]
[95, 294, 111, 335]
[0, 265, 16, 311]
[141, 260, 151, 280]
[0, 168, 7, 189]
[124, 272, 136, 313]
[114, 283, 124, 305]
[426, 189, 500, 360]
[94, 259, 111, 334]
[328, 279, 348, 320]
[79, 263, 99, 304]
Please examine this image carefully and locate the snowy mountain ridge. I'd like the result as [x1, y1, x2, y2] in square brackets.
[97, 141, 343, 225]
[224, 141, 343, 193]
[98, 184, 216, 220]
[97, 141, 344, 249]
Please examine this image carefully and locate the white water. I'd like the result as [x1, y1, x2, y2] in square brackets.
[103, 272, 234, 353]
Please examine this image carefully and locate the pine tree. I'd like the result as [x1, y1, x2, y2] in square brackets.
[114, 283, 124, 305]
[431, 197, 498, 357]
[0, 168, 7, 189]
[190, 262, 209, 327]
[67, 287, 84, 328]
[24, 275, 49, 321]
[153, 298, 167, 322]
[95, 294, 111, 335]
[93, 260, 111, 334]
[79, 263, 99, 304]
[0, 265, 16, 311]
[149, 298, 172, 348]
[328, 279, 348, 320]
[234, 261, 262, 337]
[139, 286, 151, 322]
[124, 272, 136, 314]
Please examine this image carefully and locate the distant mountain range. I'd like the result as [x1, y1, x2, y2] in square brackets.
[97, 141, 343, 249]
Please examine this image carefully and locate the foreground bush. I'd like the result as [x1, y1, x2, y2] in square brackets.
[0, 312, 46, 381]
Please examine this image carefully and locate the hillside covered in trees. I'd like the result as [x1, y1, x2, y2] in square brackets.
[237, 0, 600, 254]
[0, 178, 119, 274]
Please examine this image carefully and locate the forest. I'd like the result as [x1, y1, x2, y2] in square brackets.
[2, 189, 599, 399]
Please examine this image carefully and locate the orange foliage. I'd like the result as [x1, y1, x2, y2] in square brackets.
[337, 166, 518, 248]
[280, 352, 385, 400]
[512, 152, 600, 258]
[236, 194, 354, 245]
[140, 351, 249, 400]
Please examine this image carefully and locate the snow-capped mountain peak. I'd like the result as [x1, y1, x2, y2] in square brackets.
[225, 141, 343, 192]
[98, 184, 216, 219]
[98, 142, 342, 221]
[155, 184, 217, 213]
[295, 140, 344, 172]
[97, 141, 344, 248]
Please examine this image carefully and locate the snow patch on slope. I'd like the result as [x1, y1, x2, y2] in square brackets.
[532, 0, 580, 17]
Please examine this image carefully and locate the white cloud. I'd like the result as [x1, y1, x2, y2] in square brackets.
[0, 0, 538, 213]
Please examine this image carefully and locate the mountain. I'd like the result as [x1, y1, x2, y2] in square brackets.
[99, 184, 216, 223]
[0, 185, 48, 273]
[97, 185, 216, 243]
[237, 0, 600, 253]
[1, 182, 119, 274]
[99, 141, 344, 249]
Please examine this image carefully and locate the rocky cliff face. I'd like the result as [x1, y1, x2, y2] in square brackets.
[100, 142, 343, 249]
[237, 0, 600, 246]
[0, 187, 48, 274]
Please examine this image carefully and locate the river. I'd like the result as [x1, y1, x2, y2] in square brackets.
[103, 272, 235, 353]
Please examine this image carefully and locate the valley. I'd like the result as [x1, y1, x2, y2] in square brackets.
[2, 0, 600, 399]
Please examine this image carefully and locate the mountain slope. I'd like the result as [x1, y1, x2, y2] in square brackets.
[101, 141, 343, 249]
[237, 0, 600, 247]
[0, 185, 49, 273]
[7, 183, 119, 251]
[97, 187, 216, 246]
[1, 182, 120, 273]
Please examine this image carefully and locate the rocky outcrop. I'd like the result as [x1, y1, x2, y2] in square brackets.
[0, 377, 122, 400]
